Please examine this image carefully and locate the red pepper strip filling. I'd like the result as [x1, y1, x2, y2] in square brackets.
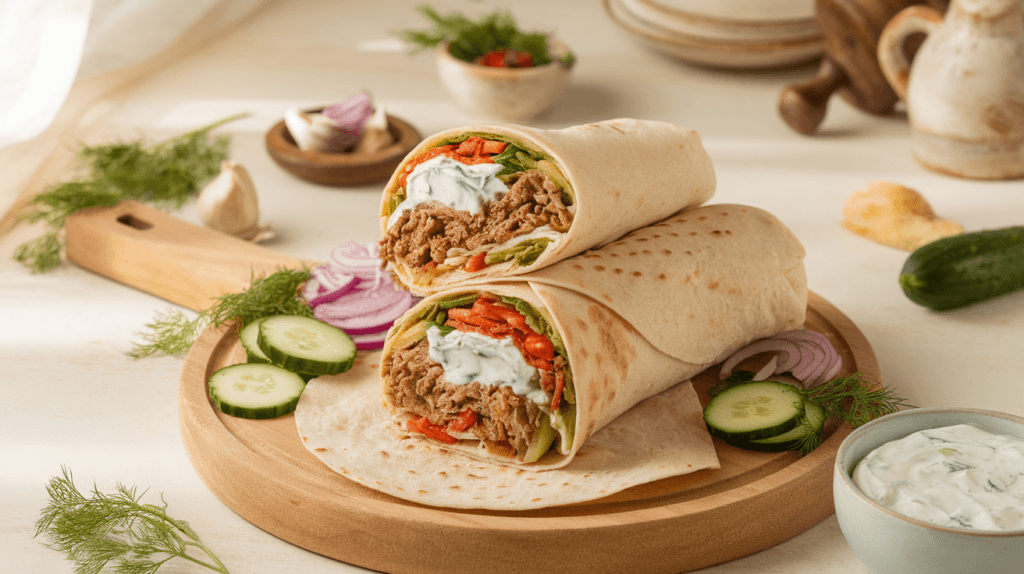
[448, 408, 478, 432]
[407, 416, 458, 444]
[464, 252, 488, 272]
[443, 299, 563, 406]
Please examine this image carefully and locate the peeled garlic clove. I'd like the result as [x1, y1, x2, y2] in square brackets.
[197, 161, 264, 240]
[354, 103, 395, 154]
[284, 107, 342, 152]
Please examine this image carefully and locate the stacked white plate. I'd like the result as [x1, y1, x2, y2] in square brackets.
[606, 0, 824, 69]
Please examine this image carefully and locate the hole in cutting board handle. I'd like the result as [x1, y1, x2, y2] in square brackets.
[117, 214, 153, 230]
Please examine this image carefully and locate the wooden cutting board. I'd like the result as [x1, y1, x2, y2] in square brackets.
[66, 202, 879, 574]
[180, 294, 877, 574]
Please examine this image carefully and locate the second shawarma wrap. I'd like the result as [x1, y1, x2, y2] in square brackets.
[378, 118, 716, 296]
[380, 204, 808, 469]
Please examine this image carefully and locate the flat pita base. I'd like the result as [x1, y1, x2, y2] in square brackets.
[295, 356, 719, 510]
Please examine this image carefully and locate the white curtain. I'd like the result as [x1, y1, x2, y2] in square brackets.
[0, 0, 276, 148]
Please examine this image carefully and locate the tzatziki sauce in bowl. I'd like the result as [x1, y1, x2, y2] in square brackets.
[834, 407, 1024, 574]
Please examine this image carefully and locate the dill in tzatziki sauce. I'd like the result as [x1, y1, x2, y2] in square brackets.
[853, 424, 1024, 531]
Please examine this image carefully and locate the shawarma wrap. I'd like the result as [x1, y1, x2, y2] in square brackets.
[378, 204, 807, 469]
[378, 118, 716, 296]
[296, 204, 806, 508]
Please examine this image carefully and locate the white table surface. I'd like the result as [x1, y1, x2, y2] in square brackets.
[3, 1, 1023, 572]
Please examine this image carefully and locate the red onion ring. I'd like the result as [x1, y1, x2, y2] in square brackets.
[350, 332, 387, 351]
[719, 329, 843, 388]
[303, 241, 419, 339]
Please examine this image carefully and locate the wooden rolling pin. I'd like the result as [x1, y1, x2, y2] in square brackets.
[779, 0, 949, 135]
[64, 201, 306, 312]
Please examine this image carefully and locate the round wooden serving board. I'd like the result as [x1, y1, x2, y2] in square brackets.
[180, 291, 878, 574]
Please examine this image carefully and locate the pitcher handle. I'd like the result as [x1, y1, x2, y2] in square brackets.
[877, 6, 944, 101]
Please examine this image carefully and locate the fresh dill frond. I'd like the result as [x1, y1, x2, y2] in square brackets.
[129, 267, 312, 359]
[35, 467, 230, 574]
[128, 310, 208, 359]
[14, 113, 246, 273]
[802, 373, 912, 429]
[397, 5, 562, 66]
[792, 413, 823, 456]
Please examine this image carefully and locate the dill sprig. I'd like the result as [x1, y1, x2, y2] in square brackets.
[14, 113, 246, 273]
[129, 267, 312, 359]
[35, 468, 230, 574]
[397, 5, 573, 67]
[794, 373, 912, 455]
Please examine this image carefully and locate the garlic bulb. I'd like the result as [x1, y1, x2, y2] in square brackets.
[197, 161, 271, 241]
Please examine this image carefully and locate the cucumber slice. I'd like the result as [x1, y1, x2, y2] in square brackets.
[704, 381, 804, 443]
[257, 315, 355, 376]
[208, 363, 306, 419]
[748, 400, 827, 452]
[239, 317, 271, 364]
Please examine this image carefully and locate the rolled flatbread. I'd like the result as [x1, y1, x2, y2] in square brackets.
[378, 118, 716, 296]
[378, 204, 807, 469]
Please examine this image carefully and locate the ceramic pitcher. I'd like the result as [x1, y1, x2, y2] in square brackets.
[877, 0, 1024, 180]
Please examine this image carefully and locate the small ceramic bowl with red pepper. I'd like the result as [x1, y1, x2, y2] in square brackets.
[435, 39, 576, 121]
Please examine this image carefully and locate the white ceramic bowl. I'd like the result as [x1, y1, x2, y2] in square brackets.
[434, 40, 574, 121]
[834, 407, 1024, 574]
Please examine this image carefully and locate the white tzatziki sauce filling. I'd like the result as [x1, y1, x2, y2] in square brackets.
[425, 325, 547, 406]
[387, 155, 507, 229]
[853, 424, 1024, 531]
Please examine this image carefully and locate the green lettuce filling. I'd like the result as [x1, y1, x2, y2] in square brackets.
[484, 237, 552, 267]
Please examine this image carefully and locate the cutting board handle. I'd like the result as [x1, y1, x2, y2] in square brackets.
[65, 201, 308, 311]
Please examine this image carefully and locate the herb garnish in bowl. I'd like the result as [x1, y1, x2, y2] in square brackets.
[398, 6, 575, 69]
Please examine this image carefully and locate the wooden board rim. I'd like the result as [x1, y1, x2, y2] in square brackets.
[179, 291, 878, 573]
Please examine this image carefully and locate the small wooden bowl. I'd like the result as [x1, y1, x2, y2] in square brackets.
[264, 112, 422, 187]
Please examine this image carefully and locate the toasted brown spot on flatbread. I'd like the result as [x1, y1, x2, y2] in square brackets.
[658, 273, 667, 280]
[438, 471, 447, 476]
[418, 490, 428, 494]
[609, 389, 616, 400]
[572, 264, 583, 270]
[602, 293, 612, 302]
[726, 230, 733, 235]
[711, 230, 722, 235]
[408, 469, 416, 474]
[633, 271, 642, 277]
[614, 268, 623, 274]
[467, 474, 485, 479]
[663, 250, 672, 255]
[694, 269, 701, 277]
[579, 347, 589, 358]
[669, 232, 679, 237]
[314, 447, 328, 452]
[380, 451, 389, 457]
[653, 234, 661, 238]
[677, 218, 688, 223]
[609, 253, 619, 257]
[531, 498, 543, 502]
[595, 265, 605, 271]
[708, 281, 720, 290]
[685, 250, 693, 255]
[642, 249, 652, 255]
[689, 231, 698, 236]
[699, 216, 708, 221]
[636, 237, 648, 242]
[576, 318, 588, 330]
[684, 276, 692, 285]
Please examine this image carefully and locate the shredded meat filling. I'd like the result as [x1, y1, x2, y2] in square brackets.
[380, 170, 572, 268]
[384, 338, 541, 457]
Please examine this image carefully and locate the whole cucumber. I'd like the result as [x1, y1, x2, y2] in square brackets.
[900, 226, 1024, 311]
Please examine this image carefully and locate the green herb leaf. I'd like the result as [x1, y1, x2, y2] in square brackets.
[800, 373, 911, 429]
[14, 114, 245, 273]
[36, 468, 230, 574]
[129, 267, 312, 358]
[398, 5, 560, 66]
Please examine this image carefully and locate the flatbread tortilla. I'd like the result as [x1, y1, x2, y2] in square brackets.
[296, 354, 718, 510]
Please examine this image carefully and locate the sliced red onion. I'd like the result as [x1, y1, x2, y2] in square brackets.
[302, 240, 419, 342]
[303, 266, 358, 306]
[321, 93, 375, 150]
[719, 329, 843, 388]
[719, 339, 802, 380]
[350, 332, 387, 351]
